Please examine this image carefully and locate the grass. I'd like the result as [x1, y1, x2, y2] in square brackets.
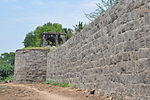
[43, 80, 78, 89]
[0, 75, 13, 82]
[22, 46, 57, 51]
[43, 80, 70, 87]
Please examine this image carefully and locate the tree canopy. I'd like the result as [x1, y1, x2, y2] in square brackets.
[63, 28, 74, 40]
[23, 22, 73, 47]
[23, 32, 36, 48]
[0, 52, 15, 66]
[0, 52, 15, 81]
[34, 22, 65, 47]
[0, 59, 14, 78]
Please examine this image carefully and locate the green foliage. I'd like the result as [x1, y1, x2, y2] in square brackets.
[73, 21, 85, 34]
[23, 32, 36, 48]
[0, 75, 13, 82]
[43, 80, 70, 87]
[23, 22, 70, 47]
[22, 46, 57, 52]
[85, 0, 118, 21]
[0, 52, 14, 82]
[0, 52, 15, 66]
[63, 28, 74, 40]
[34, 22, 65, 47]
[0, 59, 14, 78]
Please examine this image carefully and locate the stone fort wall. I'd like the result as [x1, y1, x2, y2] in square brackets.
[46, 0, 150, 99]
[14, 0, 150, 99]
[13, 49, 49, 83]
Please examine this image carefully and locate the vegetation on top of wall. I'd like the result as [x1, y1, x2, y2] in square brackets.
[63, 28, 74, 40]
[73, 21, 85, 34]
[22, 46, 57, 52]
[85, 0, 118, 21]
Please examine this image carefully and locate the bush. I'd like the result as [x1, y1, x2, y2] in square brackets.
[0, 75, 13, 82]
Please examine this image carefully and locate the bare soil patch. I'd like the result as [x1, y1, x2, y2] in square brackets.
[0, 83, 104, 100]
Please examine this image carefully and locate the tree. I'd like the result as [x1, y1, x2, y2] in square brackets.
[23, 32, 36, 48]
[0, 59, 14, 78]
[23, 22, 75, 47]
[34, 22, 65, 47]
[85, 0, 118, 21]
[73, 21, 85, 34]
[0, 52, 15, 81]
[0, 52, 15, 66]
[63, 28, 73, 40]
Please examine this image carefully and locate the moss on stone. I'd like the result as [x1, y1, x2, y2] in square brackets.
[20, 46, 57, 52]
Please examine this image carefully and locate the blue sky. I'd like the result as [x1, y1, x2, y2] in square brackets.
[0, 0, 99, 54]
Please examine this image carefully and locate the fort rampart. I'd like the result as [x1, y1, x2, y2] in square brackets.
[14, 0, 150, 99]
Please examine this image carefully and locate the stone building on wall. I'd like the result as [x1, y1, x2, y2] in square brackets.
[42, 32, 66, 47]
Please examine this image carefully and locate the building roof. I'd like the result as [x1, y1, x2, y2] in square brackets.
[43, 32, 66, 35]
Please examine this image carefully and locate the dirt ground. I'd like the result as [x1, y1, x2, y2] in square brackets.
[0, 83, 105, 100]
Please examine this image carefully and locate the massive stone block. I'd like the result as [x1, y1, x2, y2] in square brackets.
[13, 49, 49, 83]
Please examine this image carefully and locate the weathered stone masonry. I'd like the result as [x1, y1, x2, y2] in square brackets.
[13, 49, 49, 83]
[46, 0, 150, 99]
[14, 0, 150, 99]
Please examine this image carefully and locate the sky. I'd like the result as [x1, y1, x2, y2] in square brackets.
[0, 0, 99, 54]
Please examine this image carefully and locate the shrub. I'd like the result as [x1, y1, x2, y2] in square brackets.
[0, 75, 13, 82]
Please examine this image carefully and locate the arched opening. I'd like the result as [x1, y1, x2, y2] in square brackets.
[46, 37, 55, 46]
[59, 38, 63, 45]
[42, 32, 66, 47]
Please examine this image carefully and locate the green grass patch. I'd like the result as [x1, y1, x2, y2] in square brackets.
[43, 80, 70, 87]
[21, 46, 57, 52]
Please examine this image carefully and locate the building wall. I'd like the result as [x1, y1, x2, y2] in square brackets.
[46, 0, 150, 99]
[13, 49, 49, 83]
